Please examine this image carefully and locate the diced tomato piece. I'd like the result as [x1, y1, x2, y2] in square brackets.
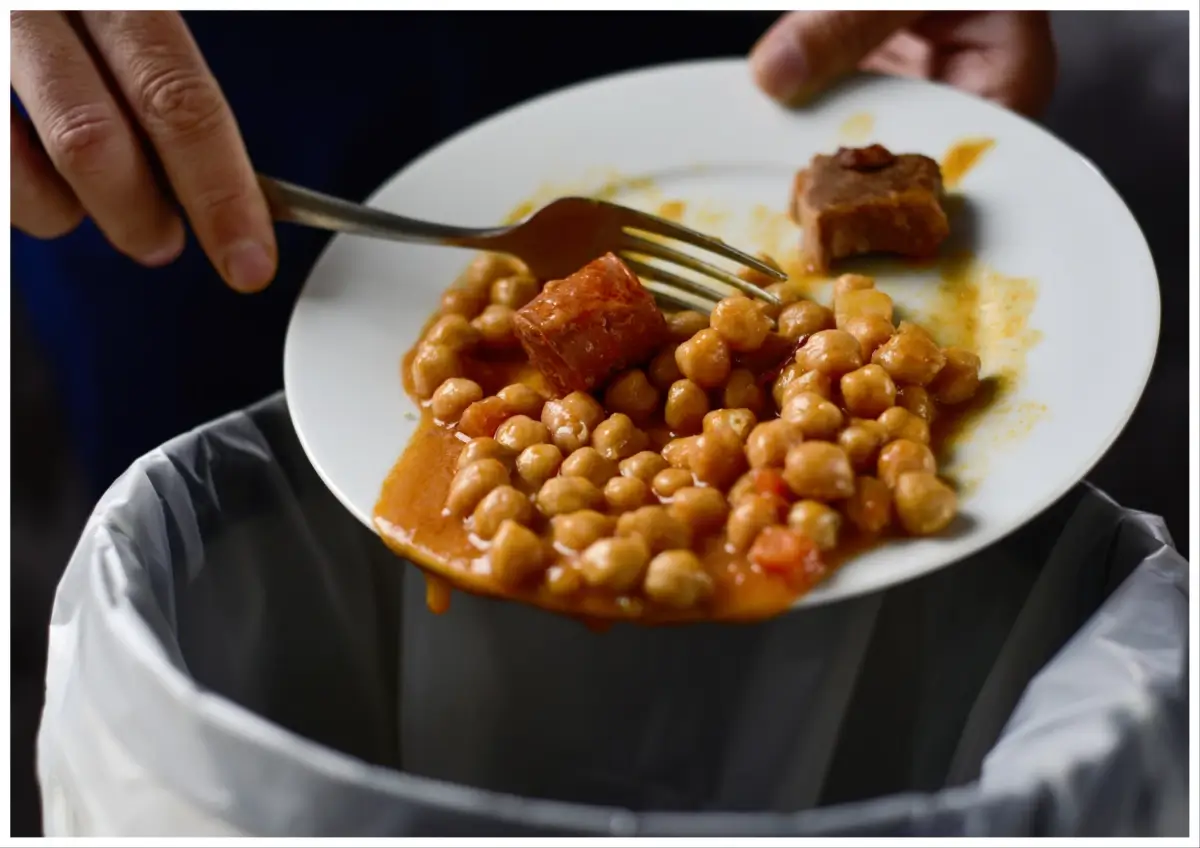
[458, 397, 514, 438]
[748, 526, 827, 592]
[752, 468, 791, 501]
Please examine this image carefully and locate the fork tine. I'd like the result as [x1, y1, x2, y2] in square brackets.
[620, 257, 725, 307]
[646, 284, 717, 313]
[620, 235, 782, 304]
[599, 200, 787, 282]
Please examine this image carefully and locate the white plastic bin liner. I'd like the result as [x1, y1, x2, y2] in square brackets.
[37, 394, 1189, 836]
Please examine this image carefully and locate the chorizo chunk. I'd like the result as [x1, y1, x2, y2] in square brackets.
[513, 253, 667, 395]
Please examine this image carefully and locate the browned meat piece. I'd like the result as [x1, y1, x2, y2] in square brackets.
[792, 145, 950, 273]
[513, 253, 668, 396]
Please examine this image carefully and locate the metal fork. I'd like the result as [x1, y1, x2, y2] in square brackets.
[259, 175, 785, 309]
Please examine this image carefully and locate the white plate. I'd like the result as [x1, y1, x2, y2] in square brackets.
[284, 59, 1159, 610]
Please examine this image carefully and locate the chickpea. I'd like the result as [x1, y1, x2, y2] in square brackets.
[843, 314, 896, 359]
[604, 370, 660, 423]
[515, 443, 563, 488]
[878, 407, 931, 445]
[497, 383, 545, 418]
[616, 505, 692, 554]
[840, 365, 897, 419]
[619, 451, 669, 482]
[835, 288, 894, 328]
[675, 329, 732, 389]
[787, 500, 842, 551]
[723, 368, 766, 416]
[536, 475, 603, 517]
[794, 369, 835, 400]
[724, 470, 753, 503]
[472, 485, 533, 540]
[727, 495, 781, 552]
[458, 437, 511, 471]
[652, 467, 695, 498]
[579, 536, 651, 591]
[690, 426, 747, 489]
[472, 304, 520, 349]
[929, 347, 982, 404]
[894, 471, 958, 535]
[411, 343, 462, 400]
[541, 392, 604, 454]
[643, 550, 714, 609]
[771, 361, 803, 408]
[545, 564, 582, 596]
[877, 439, 937, 489]
[430, 378, 483, 423]
[661, 436, 699, 469]
[665, 310, 709, 342]
[604, 475, 652, 512]
[489, 520, 545, 585]
[462, 252, 522, 290]
[446, 458, 509, 516]
[668, 487, 729, 535]
[470, 303, 518, 350]
[746, 419, 798, 468]
[648, 344, 683, 390]
[494, 415, 550, 454]
[703, 408, 758, 442]
[458, 396, 515, 439]
[764, 281, 803, 307]
[837, 420, 886, 471]
[440, 287, 488, 320]
[845, 475, 892, 534]
[778, 300, 835, 340]
[871, 324, 946, 385]
[490, 273, 540, 309]
[560, 447, 617, 488]
[711, 295, 771, 352]
[763, 281, 801, 319]
[832, 273, 875, 304]
[781, 391, 844, 440]
[424, 314, 482, 352]
[783, 442, 855, 500]
[665, 379, 709, 434]
[774, 363, 832, 407]
[897, 385, 937, 423]
[551, 509, 615, 552]
[796, 329, 864, 377]
[592, 413, 649, 461]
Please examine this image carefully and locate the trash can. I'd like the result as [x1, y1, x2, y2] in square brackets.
[36, 394, 1189, 836]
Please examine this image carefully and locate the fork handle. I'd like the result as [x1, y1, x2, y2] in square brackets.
[257, 174, 500, 248]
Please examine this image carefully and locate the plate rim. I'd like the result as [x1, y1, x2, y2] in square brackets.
[283, 58, 1162, 612]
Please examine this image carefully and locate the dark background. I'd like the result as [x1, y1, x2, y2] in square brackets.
[8, 11, 1191, 836]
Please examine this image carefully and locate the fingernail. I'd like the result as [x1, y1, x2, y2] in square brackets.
[751, 34, 810, 103]
[223, 239, 275, 293]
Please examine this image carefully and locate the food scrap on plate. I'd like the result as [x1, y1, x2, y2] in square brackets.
[376, 145, 980, 623]
[792, 144, 950, 273]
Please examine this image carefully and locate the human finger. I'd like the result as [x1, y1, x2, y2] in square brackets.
[81, 10, 276, 291]
[10, 10, 186, 264]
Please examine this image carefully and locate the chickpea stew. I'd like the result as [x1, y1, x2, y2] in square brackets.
[376, 159, 983, 623]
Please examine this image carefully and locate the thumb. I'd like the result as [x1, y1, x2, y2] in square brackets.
[751, 10, 925, 104]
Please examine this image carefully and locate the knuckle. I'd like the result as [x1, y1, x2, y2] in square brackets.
[44, 107, 120, 174]
[137, 66, 227, 140]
